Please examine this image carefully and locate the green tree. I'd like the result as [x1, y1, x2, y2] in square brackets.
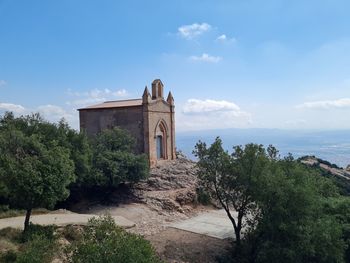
[193, 138, 270, 247]
[26, 117, 93, 188]
[194, 138, 348, 262]
[0, 112, 92, 189]
[91, 128, 149, 188]
[68, 215, 161, 263]
[251, 159, 346, 263]
[322, 196, 350, 262]
[0, 169, 9, 211]
[0, 112, 75, 231]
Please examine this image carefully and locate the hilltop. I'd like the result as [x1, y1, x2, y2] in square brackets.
[299, 155, 350, 195]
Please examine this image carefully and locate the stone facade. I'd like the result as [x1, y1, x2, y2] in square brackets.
[78, 79, 176, 167]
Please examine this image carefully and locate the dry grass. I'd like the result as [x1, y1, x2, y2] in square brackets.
[59, 225, 83, 242]
[147, 228, 232, 263]
[0, 227, 21, 262]
[0, 228, 21, 242]
[0, 239, 18, 253]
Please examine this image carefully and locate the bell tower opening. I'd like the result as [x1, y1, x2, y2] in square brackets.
[152, 79, 164, 99]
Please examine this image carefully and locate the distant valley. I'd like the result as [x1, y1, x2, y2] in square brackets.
[177, 128, 350, 168]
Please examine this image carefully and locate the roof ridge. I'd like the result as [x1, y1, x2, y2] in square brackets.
[78, 98, 143, 110]
[104, 98, 141, 103]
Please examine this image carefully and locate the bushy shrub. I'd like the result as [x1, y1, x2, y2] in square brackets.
[90, 128, 149, 188]
[0, 228, 21, 242]
[0, 226, 57, 263]
[61, 225, 82, 242]
[196, 187, 211, 205]
[16, 235, 56, 263]
[21, 224, 56, 242]
[0, 250, 17, 263]
[0, 205, 9, 213]
[0, 228, 20, 263]
[68, 215, 161, 263]
[0, 210, 25, 220]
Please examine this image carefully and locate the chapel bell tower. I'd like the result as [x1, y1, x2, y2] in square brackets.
[152, 79, 164, 99]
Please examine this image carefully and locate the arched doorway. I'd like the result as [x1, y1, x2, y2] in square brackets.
[156, 135, 163, 159]
[155, 120, 167, 160]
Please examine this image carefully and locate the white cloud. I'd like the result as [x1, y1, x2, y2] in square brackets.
[189, 53, 222, 63]
[216, 34, 236, 44]
[296, 98, 350, 109]
[0, 80, 7, 88]
[183, 99, 240, 113]
[36, 105, 78, 128]
[178, 23, 211, 39]
[0, 102, 78, 128]
[66, 88, 129, 106]
[178, 99, 252, 131]
[113, 89, 127, 97]
[36, 104, 74, 121]
[0, 103, 26, 113]
[217, 34, 227, 41]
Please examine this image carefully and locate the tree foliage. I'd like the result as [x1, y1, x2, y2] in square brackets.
[90, 128, 149, 188]
[68, 215, 161, 263]
[251, 159, 345, 263]
[0, 112, 75, 230]
[194, 138, 270, 246]
[0, 113, 149, 218]
[195, 138, 349, 262]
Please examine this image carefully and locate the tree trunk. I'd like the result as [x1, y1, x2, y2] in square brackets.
[236, 210, 244, 247]
[24, 208, 32, 232]
[235, 227, 241, 247]
[223, 207, 241, 246]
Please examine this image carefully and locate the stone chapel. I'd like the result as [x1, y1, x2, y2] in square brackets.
[78, 79, 176, 167]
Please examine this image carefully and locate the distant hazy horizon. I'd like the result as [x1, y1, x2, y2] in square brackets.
[176, 128, 350, 168]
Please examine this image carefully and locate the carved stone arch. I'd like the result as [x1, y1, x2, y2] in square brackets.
[154, 118, 169, 137]
[154, 119, 168, 159]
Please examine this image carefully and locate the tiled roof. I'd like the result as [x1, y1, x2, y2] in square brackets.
[78, 99, 142, 110]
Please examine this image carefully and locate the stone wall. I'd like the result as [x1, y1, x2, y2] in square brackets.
[79, 106, 144, 153]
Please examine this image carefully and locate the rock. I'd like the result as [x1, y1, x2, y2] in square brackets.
[300, 156, 350, 180]
[136, 159, 198, 192]
[175, 190, 196, 205]
[133, 158, 198, 215]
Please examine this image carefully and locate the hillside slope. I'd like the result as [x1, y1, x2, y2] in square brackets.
[299, 156, 350, 195]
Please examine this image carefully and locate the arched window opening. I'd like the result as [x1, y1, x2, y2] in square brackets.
[158, 84, 162, 97]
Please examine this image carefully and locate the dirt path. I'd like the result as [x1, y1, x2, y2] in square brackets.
[83, 202, 212, 236]
[0, 211, 134, 230]
[147, 228, 232, 263]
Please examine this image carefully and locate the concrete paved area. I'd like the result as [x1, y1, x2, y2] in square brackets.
[0, 213, 135, 230]
[170, 209, 235, 240]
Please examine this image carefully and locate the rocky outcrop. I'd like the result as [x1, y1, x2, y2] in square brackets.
[299, 156, 350, 180]
[346, 165, 350, 173]
[134, 157, 198, 213]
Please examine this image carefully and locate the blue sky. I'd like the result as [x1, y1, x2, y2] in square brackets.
[1, 0, 350, 131]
